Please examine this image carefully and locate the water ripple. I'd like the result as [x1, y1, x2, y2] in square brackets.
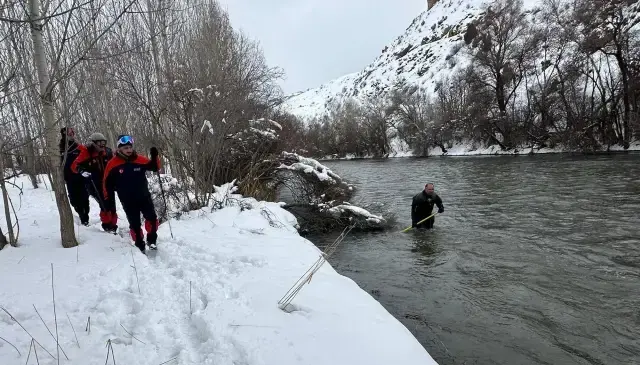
[310, 154, 640, 365]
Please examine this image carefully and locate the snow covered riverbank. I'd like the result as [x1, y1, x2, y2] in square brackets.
[317, 140, 640, 160]
[0, 176, 437, 364]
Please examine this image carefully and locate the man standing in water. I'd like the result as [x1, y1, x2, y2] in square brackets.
[411, 183, 444, 229]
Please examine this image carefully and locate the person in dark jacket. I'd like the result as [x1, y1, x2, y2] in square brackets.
[411, 183, 444, 229]
[103, 135, 160, 252]
[59, 127, 90, 225]
[71, 132, 118, 233]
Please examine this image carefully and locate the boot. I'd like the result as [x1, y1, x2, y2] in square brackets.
[102, 223, 118, 234]
[147, 232, 157, 250]
[80, 212, 90, 226]
[135, 240, 146, 253]
[130, 228, 145, 253]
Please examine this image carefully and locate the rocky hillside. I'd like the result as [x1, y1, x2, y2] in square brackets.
[282, 0, 496, 120]
[279, 0, 640, 157]
[282, 0, 640, 123]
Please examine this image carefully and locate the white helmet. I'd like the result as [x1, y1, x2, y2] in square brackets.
[89, 132, 107, 142]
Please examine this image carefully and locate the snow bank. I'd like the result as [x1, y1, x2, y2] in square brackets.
[429, 142, 564, 156]
[429, 141, 640, 156]
[0, 175, 437, 365]
[315, 140, 640, 160]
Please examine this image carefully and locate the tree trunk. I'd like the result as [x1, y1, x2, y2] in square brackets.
[9, 94, 39, 189]
[0, 225, 7, 250]
[7, 29, 39, 188]
[0, 146, 17, 247]
[495, 69, 507, 115]
[615, 51, 631, 149]
[0, 177, 16, 247]
[28, 0, 78, 248]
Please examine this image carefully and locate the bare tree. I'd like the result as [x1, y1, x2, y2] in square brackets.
[574, 0, 638, 149]
[18, 0, 136, 247]
[0, 25, 21, 247]
[463, 0, 542, 148]
[388, 86, 437, 156]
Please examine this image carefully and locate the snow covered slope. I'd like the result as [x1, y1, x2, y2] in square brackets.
[0, 176, 437, 365]
[283, 0, 493, 120]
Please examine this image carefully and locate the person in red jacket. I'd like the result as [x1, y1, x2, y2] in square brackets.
[103, 135, 161, 253]
[71, 132, 118, 232]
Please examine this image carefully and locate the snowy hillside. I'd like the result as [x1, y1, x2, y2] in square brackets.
[283, 0, 495, 120]
[281, 0, 640, 157]
[0, 176, 437, 364]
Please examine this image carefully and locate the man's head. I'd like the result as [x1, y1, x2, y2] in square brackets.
[424, 183, 435, 194]
[61, 127, 75, 141]
[89, 132, 107, 151]
[117, 135, 134, 156]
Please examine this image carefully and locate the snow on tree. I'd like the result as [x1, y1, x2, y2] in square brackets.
[275, 151, 387, 231]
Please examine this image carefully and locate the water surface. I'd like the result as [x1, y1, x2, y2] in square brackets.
[310, 154, 640, 365]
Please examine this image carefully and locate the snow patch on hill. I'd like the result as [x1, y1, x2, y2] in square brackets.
[282, 0, 493, 120]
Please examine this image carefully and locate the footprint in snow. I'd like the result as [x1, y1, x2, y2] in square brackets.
[190, 314, 211, 344]
[236, 255, 267, 267]
[171, 268, 185, 279]
[200, 292, 209, 310]
[224, 287, 241, 300]
[227, 335, 251, 365]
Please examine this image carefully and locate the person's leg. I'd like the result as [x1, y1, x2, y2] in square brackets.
[90, 181, 118, 232]
[416, 213, 435, 230]
[425, 216, 435, 229]
[109, 205, 118, 232]
[87, 187, 108, 229]
[65, 181, 80, 213]
[123, 201, 145, 252]
[67, 179, 89, 225]
[79, 181, 90, 224]
[141, 195, 159, 247]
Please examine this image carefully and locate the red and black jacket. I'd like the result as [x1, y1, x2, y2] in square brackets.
[71, 144, 113, 188]
[102, 151, 161, 203]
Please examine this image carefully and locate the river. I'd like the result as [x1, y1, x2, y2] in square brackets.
[307, 154, 640, 365]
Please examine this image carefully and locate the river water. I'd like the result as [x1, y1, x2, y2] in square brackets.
[308, 154, 640, 365]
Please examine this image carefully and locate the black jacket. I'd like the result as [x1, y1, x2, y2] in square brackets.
[58, 139, 82, 182]
[411, 191, 444, 226]
[103, 151, 160, 204]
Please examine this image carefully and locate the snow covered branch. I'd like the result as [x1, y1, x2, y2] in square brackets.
[276, 151, 354, 204]
[274, 151, 390, 232]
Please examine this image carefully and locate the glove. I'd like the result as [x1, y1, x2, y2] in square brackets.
[81, 171, 91, 178]
[150, 147, 159, 159]
[438, 207, 444, 213]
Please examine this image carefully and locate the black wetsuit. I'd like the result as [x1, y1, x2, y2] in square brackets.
[411, 191, 444, 229]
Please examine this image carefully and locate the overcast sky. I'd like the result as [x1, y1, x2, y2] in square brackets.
[217, 0, 427, 95]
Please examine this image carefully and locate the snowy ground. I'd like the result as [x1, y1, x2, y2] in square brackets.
[0, 176, 437, 365]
